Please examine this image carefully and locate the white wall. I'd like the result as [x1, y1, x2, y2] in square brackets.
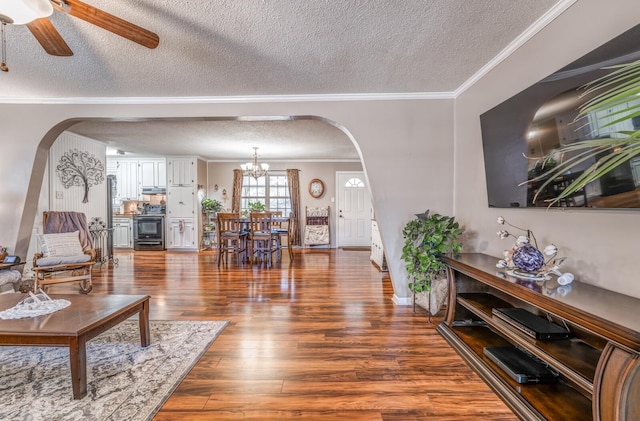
[0, 98, 454, 302]
[454, 0, 640, 298]
[49, 132, 107, 222]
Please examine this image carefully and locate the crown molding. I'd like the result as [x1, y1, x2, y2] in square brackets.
[0, 91, 455, 105]
[453, 0, 577, 98]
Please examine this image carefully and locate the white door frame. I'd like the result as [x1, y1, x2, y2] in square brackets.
[335, 171, 371, 247]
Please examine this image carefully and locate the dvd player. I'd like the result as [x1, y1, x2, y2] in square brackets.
[492, 307, 570, 340]
[483, 346, 559, 384]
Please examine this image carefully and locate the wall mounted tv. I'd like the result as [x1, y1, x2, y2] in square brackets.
[480, 23, 640, 209]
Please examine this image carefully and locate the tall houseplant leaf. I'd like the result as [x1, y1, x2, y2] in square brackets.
[523, 60, 640, 207]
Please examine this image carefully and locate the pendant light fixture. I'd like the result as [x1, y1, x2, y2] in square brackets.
[240, 147, 269, 179]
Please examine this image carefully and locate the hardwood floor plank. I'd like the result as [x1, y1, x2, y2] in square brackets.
[56, 249, 517, 420]
[153, 410, 385, 421]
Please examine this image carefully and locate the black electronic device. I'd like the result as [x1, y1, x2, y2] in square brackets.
[483, 346, 559, 384]
[2, 255, 20, 264]
[452, 318, 488, 327]
[492, 307, 571, 340]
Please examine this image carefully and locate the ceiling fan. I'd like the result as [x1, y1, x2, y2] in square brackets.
[0, 0, 159, 72]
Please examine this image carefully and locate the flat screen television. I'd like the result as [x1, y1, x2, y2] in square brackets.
[480, 23, 640, 209]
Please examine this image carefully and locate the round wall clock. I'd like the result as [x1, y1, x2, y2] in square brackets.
[309, 178, 325, 198]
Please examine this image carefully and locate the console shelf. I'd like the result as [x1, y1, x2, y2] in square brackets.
[438, 253, 640, 421]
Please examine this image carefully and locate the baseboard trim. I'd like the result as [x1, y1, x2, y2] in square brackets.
[392, 294, 412, 306]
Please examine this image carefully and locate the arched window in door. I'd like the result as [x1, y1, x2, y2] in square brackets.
[345, 178, 365, 188]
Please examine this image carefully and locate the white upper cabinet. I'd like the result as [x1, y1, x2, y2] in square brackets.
[167, 158, 195, 187]
[140, 159, 167, 189]
[115, 159, 140, 200]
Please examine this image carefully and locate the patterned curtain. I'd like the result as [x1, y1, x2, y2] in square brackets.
[232, 169, 243, 213]
[286, 169, 301, 246]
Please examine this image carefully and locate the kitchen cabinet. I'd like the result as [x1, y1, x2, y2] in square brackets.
[167, 217, 196, 249]
[106, 159, 118, 176]
[167, 186, 195, 218]
[167, 158, 195, 187]
[140, 159, 166, 189]
[370, 220, 387, 271]
[115, 159, 140, 200]
[113, 217, 132, 248]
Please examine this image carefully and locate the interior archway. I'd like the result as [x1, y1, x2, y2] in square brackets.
[19, 114, 370, 258]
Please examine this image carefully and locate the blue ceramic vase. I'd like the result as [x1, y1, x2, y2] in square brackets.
[512, 245, 544, 273]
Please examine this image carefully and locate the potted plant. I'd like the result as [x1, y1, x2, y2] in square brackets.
[401, 210, 464, 318]
[201, 198, 222, 213]
[248, 201, 266, 212]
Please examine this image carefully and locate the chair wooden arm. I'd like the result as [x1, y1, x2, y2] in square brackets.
[33, 253, 44, 267]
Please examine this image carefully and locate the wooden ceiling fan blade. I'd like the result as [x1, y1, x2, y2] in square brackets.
[26, 18, 73, 56]
[63, 0, 159, 49]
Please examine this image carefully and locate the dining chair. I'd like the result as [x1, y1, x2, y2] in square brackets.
[248, 212, 277, 267]
[271, 211, 286, 259]
[272, 212, 295, 261]
[216, 213, 248, 266]
[271, 211, 283, 230]
[283, 214, 296, 261]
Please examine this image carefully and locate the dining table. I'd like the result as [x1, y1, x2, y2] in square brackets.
[221, 215, 291, 264]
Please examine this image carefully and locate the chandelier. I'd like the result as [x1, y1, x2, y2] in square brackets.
[240, 147, 269, 179]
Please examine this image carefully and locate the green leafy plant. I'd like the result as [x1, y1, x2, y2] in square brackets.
[401, 210, 464, 293]
[201, 198, 222, 213]
[525, 60, 640, 206]
[248, 201, 266, 212]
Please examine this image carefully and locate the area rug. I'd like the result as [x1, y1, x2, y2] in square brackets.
[0, 320, 228, 421]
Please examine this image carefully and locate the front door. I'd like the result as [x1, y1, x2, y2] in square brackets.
[336, 172, 371, 247]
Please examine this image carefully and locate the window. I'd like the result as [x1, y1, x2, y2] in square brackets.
[345, 177, 365, 188]
[241, 172, 291, 215]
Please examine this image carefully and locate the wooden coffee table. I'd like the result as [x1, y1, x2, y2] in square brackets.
[0, 293, 150, 399]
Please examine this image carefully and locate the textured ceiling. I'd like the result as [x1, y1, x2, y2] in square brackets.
[70, 117, 360, 161]
[3, 0, 561, 159]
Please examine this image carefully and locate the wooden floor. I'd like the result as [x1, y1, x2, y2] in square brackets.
[62, 248, 517, 420]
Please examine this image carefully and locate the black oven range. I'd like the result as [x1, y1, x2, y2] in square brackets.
[133, 205, 165, 251]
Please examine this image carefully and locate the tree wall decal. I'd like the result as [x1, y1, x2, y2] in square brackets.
[56, 149, 105, 203]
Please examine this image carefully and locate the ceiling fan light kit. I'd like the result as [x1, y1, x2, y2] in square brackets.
[0, 0, 53, 25]
[0, 0, 54, 72]
[0, 0, 159, 72]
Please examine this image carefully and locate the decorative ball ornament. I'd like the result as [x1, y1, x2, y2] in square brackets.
[495, 216, 574, 282]
[511, 245, 545, 273]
